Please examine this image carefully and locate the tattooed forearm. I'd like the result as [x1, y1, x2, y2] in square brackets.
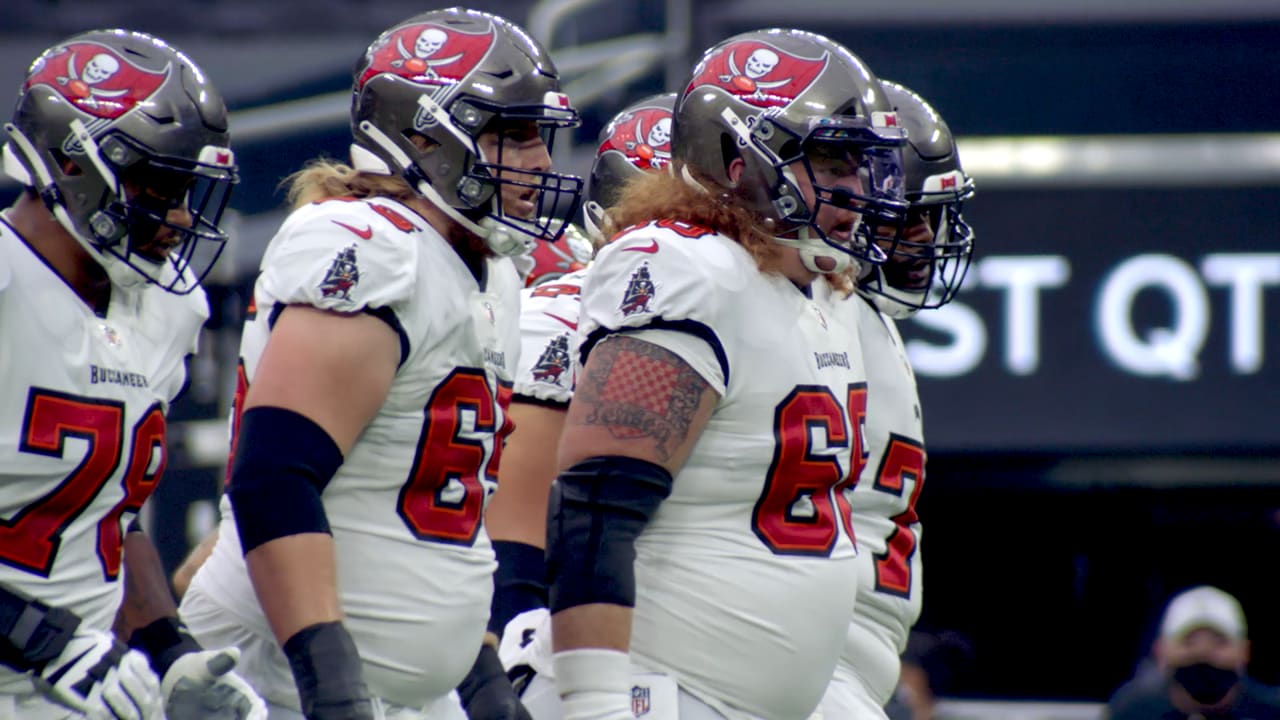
[574, 335, 711, 462]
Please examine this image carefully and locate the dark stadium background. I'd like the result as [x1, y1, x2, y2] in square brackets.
[3, 0, 1278, 707]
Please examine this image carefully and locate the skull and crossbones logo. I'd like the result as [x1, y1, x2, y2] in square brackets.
[393, 26, 464, 78]
[625, 114, 672, 167]
[57, 52, 129, 105]
[719, 46, 791, 96]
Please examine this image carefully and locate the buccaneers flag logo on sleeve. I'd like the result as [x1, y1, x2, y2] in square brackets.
[686, 40, 828, 109]
[26, 42, 169, 120]
[597, 103, 673, 171]
[360, 22, 497, 90]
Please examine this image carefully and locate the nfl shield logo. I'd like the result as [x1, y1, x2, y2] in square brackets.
[631, 684, 651, 716]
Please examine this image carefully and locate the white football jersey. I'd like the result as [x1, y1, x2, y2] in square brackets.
[577, 220, 867, 720]
[181, 197, 520, 711]
[512, 268, 587, 406]
[0, 216, 206, 693]
[823, 295, 926, 713]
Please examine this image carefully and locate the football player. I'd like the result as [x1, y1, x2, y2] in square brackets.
[543, 30, 907, 720]
[177, 8, 583, 720]
[485, 94, 677, 675]
[0, 29, 264, 720]
[820, 80, 975, 719]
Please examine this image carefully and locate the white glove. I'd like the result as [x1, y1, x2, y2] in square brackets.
[161, 646, 268, 720]
[498, 608, 551, 676]
[33, 629, 162, 720]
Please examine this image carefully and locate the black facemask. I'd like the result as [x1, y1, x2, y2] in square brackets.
[1172, 662, 1242, 705]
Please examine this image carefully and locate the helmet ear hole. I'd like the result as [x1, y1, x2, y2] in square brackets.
[718, 133, 740, 180]
[403, 131, 439, 154]
[777, 139, 800, 163]
[49, 149, 79, 177]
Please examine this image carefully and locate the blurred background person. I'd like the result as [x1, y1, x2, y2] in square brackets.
[1106, 585, 1280, 720]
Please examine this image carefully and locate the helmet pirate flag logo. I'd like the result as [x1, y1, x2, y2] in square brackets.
[361, 22, 497, 88]
[598, 105, 673, 170]
[27, 42, 169, 120]
[687, 40, 828, 109]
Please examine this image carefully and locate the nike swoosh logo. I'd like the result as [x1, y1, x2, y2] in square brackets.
[543, 312, 578, 330]
[621, 239, 659, 254]
[332, 220, 373, 239]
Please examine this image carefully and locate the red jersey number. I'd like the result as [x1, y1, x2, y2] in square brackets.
[224, 359, 249, 487]
[653, 219, 714, 239]
[97, 406, 166, 579]
[752, 385, 861, 556]
[398, 369, 508, 546]
[2, 389, 165, 579]
[871, 435, 925, 597]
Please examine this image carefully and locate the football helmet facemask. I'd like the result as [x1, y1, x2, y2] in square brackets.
[859, 81, 975, 318]
[350, 7, 584, 257]
[673, 29, 908, 275]
[3, 29, 238, 294]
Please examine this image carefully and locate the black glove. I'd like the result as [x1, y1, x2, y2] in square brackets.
[282, 622, 374, 720]
[457, 644, 532, 720]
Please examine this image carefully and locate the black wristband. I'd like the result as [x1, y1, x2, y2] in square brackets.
[0, 586, 81, 673]
[283, 621, 373, 720]
[487, 541, 547, 637]
[128, 616, 202, 678]
[456, 644, 507, 710]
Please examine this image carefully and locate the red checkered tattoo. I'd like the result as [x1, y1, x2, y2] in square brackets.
[575, 335, 709, 461]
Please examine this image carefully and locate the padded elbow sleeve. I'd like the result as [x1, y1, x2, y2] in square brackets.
[546, 456, 673, 613]
[228, 406, 343, 554]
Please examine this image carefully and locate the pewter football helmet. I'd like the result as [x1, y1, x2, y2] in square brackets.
[3, 29, 238, 293]
[673, 29, 908, 273]
[350, 7, 584, 256]
[859, 81, 975, 318]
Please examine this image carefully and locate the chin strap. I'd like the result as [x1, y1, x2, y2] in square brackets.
[772, 226, 857, 275]
[678, 163, 710, 194]
[582, 200, 607, 245]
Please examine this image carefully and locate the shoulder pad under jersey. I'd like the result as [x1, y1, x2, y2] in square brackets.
[259, 197, 425, 313]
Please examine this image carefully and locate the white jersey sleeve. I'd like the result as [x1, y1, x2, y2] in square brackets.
[512, 269, 587, 404]
[577, 221, 730, 395]
[258, 197, 419, 315]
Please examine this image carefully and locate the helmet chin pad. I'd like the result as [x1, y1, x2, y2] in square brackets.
[773, 227, 852, 275]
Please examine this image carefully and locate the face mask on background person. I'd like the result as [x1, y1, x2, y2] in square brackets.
[1172, 662, 1242, 705]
